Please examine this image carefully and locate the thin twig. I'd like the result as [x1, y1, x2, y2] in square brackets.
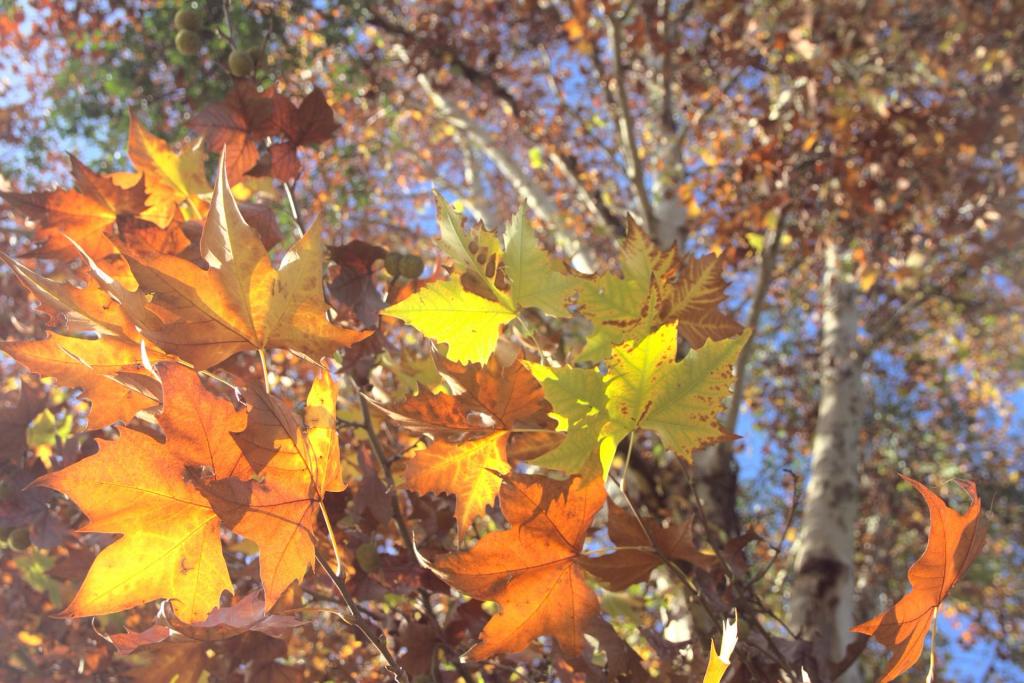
[680, 463, 733, 575]
[221, 0, 234, 45]
[722, 205, 789, 435]
[679, 464, 801, 679]
[315, 553, 408, 682]
[358, 395, 476, 682]
[607, 473, 703, 596]
[283, 177, 463, 680]
[608, 471, 798, 677]
[744, 469, 800, 587]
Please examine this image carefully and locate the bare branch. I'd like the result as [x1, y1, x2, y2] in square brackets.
[600, 6, 658, 238]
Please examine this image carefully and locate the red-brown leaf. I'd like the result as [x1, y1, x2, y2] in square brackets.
[190, 82, 277, 182]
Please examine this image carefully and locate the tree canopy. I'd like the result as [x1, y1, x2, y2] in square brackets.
[0, 2, 1021, 681]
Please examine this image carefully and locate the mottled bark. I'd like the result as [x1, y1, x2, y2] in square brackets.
[791, 240, 863, 683]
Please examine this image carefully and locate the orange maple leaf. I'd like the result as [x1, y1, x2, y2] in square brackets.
[428, 474, 606, 659]
[127, 115, 211, 227]
[0, 156, 157, 281]
[374, 354, 556, 539]
[33, 364, 250, 622]
[0, 250, 174, 429]
[0, 251, 140, 341]
[214, 369, 345, 608]
[851, 474, 987, 682]
[1, 334, 162, 429]
[107, 154, 370, 369]
[1, 155, 146, 250]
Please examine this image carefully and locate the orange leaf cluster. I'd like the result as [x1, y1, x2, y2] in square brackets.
[0, 117, 374, 624]
[374, 353, 557, 539]
[34, 363, 344, 622]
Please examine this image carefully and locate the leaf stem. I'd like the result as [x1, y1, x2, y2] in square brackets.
[620, 430, 636, 495]
[315, 552, 408, 682]
[927, 606, 939, 682]
[283, 181, 305, 235]
[258, 348, 271, 393]
[319, 500, 342, 576]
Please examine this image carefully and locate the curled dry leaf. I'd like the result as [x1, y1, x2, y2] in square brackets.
[851, 475, 987, 683]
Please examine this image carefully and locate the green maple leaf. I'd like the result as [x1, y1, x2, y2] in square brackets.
[502, 205, 577, 315]
[601, 322, 750, 462]
[525, 361, 609, 477]
[385, 194, 577, 363]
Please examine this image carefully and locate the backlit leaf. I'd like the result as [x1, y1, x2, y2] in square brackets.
[428, 474, 606, 659]
[33, 364, 247, 622]
[851, 475, 987, 682]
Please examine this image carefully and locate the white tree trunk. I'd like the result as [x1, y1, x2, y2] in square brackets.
[791, 240, 863, 683]
[650, 169, 686, 249]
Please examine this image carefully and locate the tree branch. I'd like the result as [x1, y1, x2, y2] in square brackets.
[723, 205, 790, 435]
[601, 6, 658, 236]
[357, 395, 476, 682]
[315, 553, 408, 682]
